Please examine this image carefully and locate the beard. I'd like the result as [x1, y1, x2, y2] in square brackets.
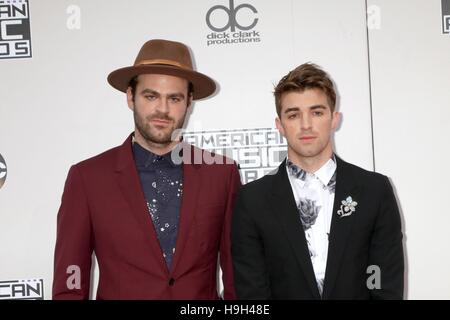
[134, 109, 186, 145]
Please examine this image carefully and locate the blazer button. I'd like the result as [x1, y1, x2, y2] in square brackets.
[169, 278, 175, 286]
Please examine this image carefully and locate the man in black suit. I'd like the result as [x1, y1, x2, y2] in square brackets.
[231, 63, 404, 299]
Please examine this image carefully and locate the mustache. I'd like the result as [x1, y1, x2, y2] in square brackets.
[146, 112, 173, 122]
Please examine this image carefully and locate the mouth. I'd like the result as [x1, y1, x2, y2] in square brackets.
[299, 136, 316, 142]
[151, 118, 171, 127]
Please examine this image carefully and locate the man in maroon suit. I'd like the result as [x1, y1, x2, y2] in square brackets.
[52, 39, 241, 299]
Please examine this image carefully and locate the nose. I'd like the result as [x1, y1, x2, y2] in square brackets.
[300, 113, 312, 130]
[156, 97, 170, 114]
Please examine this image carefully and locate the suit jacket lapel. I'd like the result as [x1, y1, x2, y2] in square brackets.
[115, 134, 169, 276]
[170, 145, 201, 274]
[270, 160, 321, 299]
[322, 157, 361, 299]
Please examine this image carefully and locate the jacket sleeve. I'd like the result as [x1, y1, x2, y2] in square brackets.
[368, 176, 404, 299]
[52, 165, 93, 299]
[219, 163, 241, 300]
[231, 187, 272, 299]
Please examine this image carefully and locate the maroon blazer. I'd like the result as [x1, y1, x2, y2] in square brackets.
[52, 134, 241, 299]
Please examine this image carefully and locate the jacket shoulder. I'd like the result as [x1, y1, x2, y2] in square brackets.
[72, 144, 122, 173]
[238, 167, 278, 195]
[340, 159, 389, 187]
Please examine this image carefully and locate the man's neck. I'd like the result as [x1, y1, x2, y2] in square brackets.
[288, 148, 334, 173]
[133, 132, 180, 156]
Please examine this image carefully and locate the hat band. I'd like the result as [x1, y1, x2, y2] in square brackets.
[136, 59, 191, 70]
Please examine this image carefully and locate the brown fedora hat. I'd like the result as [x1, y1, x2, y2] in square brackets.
[107, 39, 216, 100]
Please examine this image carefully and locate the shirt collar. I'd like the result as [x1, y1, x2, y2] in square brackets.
[132, 136, 179, 168]
[286, 155, 337, 188]
[314, 156, 337, 188]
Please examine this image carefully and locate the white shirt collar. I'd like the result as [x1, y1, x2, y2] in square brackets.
[286, 156, 337, 188]
[314, 157, 337, 187]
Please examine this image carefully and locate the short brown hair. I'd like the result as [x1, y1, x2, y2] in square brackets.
[274, 63, 336, 117]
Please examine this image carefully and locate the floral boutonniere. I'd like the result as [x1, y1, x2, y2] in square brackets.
[337, 196, 358, 218]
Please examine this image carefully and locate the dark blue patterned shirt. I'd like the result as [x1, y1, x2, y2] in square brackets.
[132, 141, 183, 270]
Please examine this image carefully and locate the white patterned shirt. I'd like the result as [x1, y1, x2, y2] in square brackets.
[286, 157, 337, 296]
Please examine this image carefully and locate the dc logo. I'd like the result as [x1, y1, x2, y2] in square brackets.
[206, 0, 258, 32]
[0, 153, 6, 189]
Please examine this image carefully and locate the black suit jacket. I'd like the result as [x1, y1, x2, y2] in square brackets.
[231, 157, 404, 299]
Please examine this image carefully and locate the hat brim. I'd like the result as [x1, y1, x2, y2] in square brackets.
[107, 64, 216, 100]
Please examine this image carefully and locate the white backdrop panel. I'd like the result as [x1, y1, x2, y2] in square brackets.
[368, 0, 450, 299]
[0, 0, 373, 299]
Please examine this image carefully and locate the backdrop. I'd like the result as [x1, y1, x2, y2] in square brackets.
[0, 0, 449, 299]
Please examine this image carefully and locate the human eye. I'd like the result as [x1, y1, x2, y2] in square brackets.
[145, 95, 156, 101]
[287, 113, 297, 119]
[312, 110, 324, 116]
[170, 96, 182, 103]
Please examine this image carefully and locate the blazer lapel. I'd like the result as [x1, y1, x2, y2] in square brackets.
[115, 135, 169, 276]
[270, 160, 321, 299]
[322, 157, 361, 299]
[170, 145, 201, 274]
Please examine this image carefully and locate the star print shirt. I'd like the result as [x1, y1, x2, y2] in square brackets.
[133, 141, 183, 270]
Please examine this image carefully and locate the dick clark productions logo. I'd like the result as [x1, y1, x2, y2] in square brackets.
[206, 0, 261, 46]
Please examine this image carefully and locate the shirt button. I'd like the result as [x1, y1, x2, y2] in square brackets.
[168, 278, 175, 286]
